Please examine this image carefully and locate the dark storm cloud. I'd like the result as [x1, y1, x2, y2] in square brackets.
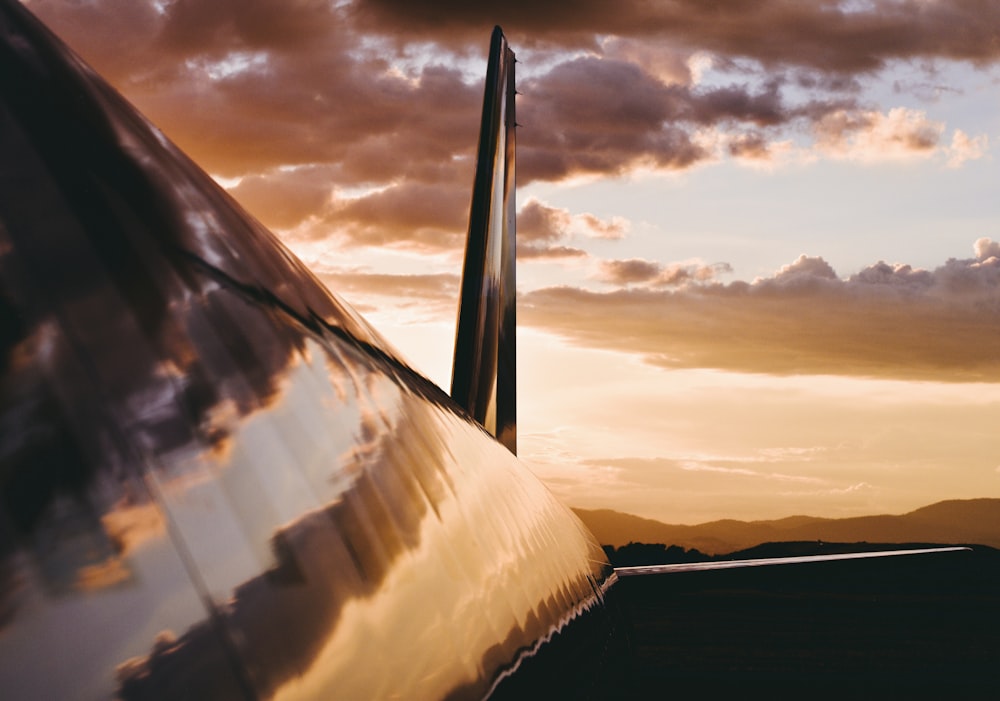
[518, 57, 707, 181]
[352, 0, 1000, 72]
[29, 0, 882, 195]
[24, 0, 164, 85]
[28, 0, 479, 180]
[684, 80, 787, 126]
[157, 0, 340, 53]
[518, 56, 869, 181]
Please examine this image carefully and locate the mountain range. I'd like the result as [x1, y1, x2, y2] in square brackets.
[574, 498, 1000, 555]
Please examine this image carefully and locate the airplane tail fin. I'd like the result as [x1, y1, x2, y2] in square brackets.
[451, 27, 517, 454]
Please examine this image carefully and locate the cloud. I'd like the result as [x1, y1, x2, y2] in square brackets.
[29, 0, 1000, 258]
[946, 129, 990, 168]
[227, 166, 337, 229]
[519, 245, 590, 261]
[352, 0, 1000, 72]
[517, 49, 928, 180]
[975, 237, 1000, 260]
[522, 239, 1000, 381]
[517, 198, 572, 244]
[598, 259, 662, 286]
[328, 181, 470, 250]
[516, 198, 625, 259]
[157, 0, 340, 54]
[518, 57, 709, 182]
[576, 212, 629, 240]
[24, 0, 165, 86]
[813, 107, 946, 161]
[601, 36, 693, 85]
[25, 0, 996, 260]
[684, 80, 787, 126]
[728, 132, 771, 160]
[29, 0, 481, 184]
[763, 254, 839, 287]
[517, 57, 863, 181]
[584, 456, 827, 491]
[153, 57, 477, 181]
[541, 453, 883, 526]
[597, 259, 732, 287]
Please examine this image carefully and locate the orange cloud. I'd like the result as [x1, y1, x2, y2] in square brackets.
[329, 181, 470, 250]
[227, 166, 337, 229]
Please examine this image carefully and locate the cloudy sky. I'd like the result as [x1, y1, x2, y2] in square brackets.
[28, 0, 1000, 523]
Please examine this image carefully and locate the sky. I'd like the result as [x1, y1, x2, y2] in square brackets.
[27, 0, 1000, 524]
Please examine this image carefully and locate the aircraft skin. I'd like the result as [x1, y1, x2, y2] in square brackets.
[0, 4, 625, 699]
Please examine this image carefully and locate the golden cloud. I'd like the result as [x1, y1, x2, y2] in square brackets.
[522, 241, 1000, 382]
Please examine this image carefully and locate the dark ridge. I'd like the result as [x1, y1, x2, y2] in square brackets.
[575, 497, 1000, 553]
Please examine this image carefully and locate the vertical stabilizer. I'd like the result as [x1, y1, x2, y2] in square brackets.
[451, 27, 517, 454]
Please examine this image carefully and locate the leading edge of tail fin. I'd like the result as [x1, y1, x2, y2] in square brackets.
[451, 26, 517, 454]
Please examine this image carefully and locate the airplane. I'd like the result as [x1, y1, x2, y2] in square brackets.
[0, 3, 972, 699]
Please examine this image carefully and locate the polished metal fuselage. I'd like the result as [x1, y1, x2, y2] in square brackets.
[0, 4, 620, 698]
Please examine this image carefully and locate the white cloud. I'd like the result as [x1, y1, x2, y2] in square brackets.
[946, 129, 989, 168]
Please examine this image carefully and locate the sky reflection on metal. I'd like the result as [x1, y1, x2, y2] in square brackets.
[0, 6, 617, 697]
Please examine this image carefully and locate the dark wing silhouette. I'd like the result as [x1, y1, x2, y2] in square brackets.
[451, 27, 518, 456]
[615, 546, 971, 576]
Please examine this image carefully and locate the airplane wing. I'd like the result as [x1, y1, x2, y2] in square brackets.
[615, 546, 972, 576]
[615, 543, 999, 696]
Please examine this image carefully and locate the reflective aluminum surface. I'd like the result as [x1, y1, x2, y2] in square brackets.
[0, 5, 617, 699]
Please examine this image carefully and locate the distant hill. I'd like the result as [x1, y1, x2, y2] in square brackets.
[574, 498, 1000, 554]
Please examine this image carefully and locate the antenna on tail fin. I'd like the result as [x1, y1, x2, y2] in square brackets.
[451, 26, 517, 454]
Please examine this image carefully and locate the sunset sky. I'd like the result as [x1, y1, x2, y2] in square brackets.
[28, 0, 1000, 524]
